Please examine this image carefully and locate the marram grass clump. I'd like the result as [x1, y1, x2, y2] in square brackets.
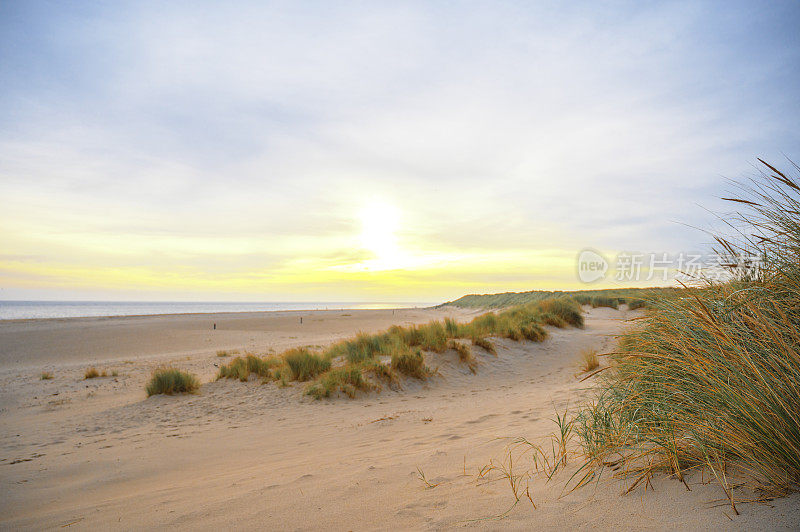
[391, 348, 431, 379]
[283, 348, 331, 381]
[217, 354, 282, 381]
[449, 340, 477, 373]
[146, 368, 199, 396]
[579, 349, 599, 372]
[626, 298, 647, 310]
[539, 297, 584, 328]
[471, 336, 497, 356]
[220, 294, 588, 399]
[306, 365, 375, 399]
[589, 295, 618, 309]
[576, 159, 800, 503]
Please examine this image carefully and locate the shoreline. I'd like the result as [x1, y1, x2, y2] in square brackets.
[0, 304, 438, 325]
[0, 306, 476, 371]
[0, 302, 439, 323]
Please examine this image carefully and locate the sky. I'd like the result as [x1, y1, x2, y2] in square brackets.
[1, 1, 798, 302]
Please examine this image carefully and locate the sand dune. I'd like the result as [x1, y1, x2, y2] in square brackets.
[1, 307, 797, 530]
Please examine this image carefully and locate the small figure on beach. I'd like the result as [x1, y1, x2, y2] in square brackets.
[213, 323, 216, 330]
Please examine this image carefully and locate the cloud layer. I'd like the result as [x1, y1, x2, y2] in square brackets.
[1, 1, 798, 301]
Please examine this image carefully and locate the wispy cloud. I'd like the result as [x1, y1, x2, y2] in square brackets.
[1, 1, 798, 300]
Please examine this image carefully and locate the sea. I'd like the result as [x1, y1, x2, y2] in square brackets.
[0, 301, 437, 321]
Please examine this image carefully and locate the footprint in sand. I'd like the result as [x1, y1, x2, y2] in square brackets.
[465, 413, 499, 424]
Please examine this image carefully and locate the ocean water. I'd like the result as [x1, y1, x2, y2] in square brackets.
[0, 301, 435, 320]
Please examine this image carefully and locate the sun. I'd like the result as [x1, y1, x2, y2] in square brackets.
[359, 201, 401, 263]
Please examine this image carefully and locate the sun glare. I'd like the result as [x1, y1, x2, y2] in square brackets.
[359, 201, 400, 262]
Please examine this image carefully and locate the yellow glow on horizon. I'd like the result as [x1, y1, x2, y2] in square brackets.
[0, 193, 669, 301]
[0, 245, 648, 301]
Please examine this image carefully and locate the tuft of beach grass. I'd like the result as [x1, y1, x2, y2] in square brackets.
[579, 349, 599, 372]
[449, 340, 477, 373]
[146, 367, 199, 396]
[391, 348, 431, 379]
[575, 159, 800, 504]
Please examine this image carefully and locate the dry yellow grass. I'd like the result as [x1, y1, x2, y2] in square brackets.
[449, 340, 477, 373]
[580, 349, 599, 372]
[145, 367, 199, 396]
[576, 159, 800, 508]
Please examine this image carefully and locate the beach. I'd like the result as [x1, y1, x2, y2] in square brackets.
[1, 306, 798, 529]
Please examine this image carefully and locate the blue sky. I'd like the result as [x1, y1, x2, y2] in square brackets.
[0, 1, 798, 301]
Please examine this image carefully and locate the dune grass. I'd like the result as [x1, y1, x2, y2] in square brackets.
[449, 340, 477, 374]
[394, 321, 449, 353]
[575, 159, 800, 503]
[471, 336, 497, 356]
[40, 371, 54, 380]
[364, 359, 401, 388]
[216, 349, 240, 357]
[283, 348, 331, 381]
[626, 298, 647, 310]
[145, 367, 199, 396]
[539, 297, 585, 328]
[218, 354, 282, 381]
[306, 365, 375, 399]
[217, 348, 330, 384]
[589, 295, 618, 309]
[391, 348, 431, 379]
[84, 367, 100, 379]
[327, 331, 410, 364]
[579, 349, 599, 372]
[446, 288, 677, 309]
[219, 295, 586, 398]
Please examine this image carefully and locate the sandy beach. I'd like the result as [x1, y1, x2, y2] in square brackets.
[3, 2, 799, 528]
[1, 306, 797, 530]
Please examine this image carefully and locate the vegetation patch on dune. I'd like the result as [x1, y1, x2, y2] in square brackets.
[391, 348, 431, 379]
[146, 367, 199, 396]
[306, 365, 376, 399]
[218, 296, 588, 399]
[449, 340, 477, 374]
[539, 297, 585, 328]
[626, 298, 647, 310]
[576, 160, 800, 505]
[579, 349, 599, 372]
[283, 348, 331, 381]
[217, 354, 281, 381]
[589, 295, 618, 309]
[471, 336, 497, 356]
[446, 287, 677, 309]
